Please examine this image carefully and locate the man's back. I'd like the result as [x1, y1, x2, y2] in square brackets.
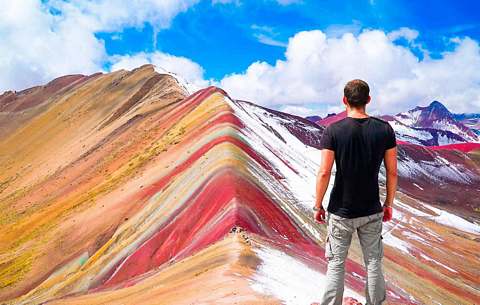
[315, 79, 397, 305]
[319, 116, 396, 218]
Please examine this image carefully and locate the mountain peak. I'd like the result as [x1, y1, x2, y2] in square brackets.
[421, 100, 452, 122]
[393, 99, 479, 144]
[427, 100, 448, 111]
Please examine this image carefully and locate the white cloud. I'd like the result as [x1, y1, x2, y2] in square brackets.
[254, 34, 288, 47]
[251, 24, 275, 33]
[387, 27, 419, 42]
[110, 51, 209, 88]
[278, 105, 318, 117]
[55, 0, 200, 32]
[0, 0, 106, 91]
[251, 24, 288, 47]
[220, 28, 480, 114]
[0, 0, 199, 92]
[324, 21, 362, 38]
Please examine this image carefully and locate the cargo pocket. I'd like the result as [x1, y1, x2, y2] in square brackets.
[325, 234, 333, 260]
[379, 235, 384, 259]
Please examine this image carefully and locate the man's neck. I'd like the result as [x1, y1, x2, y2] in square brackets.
[346, 107, 369, 118]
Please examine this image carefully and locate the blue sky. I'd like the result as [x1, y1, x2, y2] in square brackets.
[1, 0, 480, 116]
[98, 0, 480, 79]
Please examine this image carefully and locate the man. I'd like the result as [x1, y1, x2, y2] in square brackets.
[313, 79, 398, 305]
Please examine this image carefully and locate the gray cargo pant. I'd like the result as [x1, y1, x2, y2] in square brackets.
[319, 210, 386, 305]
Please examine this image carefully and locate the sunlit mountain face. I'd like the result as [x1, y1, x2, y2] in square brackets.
[1, 65, 479, 305]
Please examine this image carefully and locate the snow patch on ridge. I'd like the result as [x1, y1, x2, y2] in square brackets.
[389, 120, 432, 144]
[393, 198, 480, 235]
[427, 205, 480, 234]
[250, 244, 365, 305]
[224, 98, 326, 212]
[382, 230, 412, 255]
[419, 253, 458, 273]
[153, 65, 200, 95]
[397, 154, 476, 184]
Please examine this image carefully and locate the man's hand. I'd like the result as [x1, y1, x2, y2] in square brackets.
[383, 205, 392, 222]
[315, 148, 334, 222]
[314, 207, 326, 224]
[384, 146, 397, 222]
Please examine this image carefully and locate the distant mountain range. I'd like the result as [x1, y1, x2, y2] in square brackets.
[308, 100, 480, 147]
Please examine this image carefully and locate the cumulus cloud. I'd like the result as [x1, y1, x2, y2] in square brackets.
[59, 0, 200, 31]
[110, 51, 209, 88]
[387, 27, 419, 42]
[0, 0, 106, 91]
[0, 0, 199, 92]
[220, 28, 480, 115]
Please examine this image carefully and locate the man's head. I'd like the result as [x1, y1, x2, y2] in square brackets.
[343, 79, 371, 109]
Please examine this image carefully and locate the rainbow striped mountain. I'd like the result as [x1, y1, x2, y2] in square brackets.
[0, 65, 479, 305]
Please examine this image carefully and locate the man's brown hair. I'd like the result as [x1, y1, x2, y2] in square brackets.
[344, 79, 370, 108]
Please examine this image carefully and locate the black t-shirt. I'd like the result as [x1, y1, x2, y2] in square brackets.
[319, 116, 397, 218]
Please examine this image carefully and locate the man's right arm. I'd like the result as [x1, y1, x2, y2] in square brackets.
[384, 146, 398, 207]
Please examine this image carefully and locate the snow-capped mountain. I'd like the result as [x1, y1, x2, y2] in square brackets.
[313, 101, 480, 146]
[391, 100, 479, 145]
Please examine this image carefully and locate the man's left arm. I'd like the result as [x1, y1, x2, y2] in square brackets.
[315, 148, 335, 210]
